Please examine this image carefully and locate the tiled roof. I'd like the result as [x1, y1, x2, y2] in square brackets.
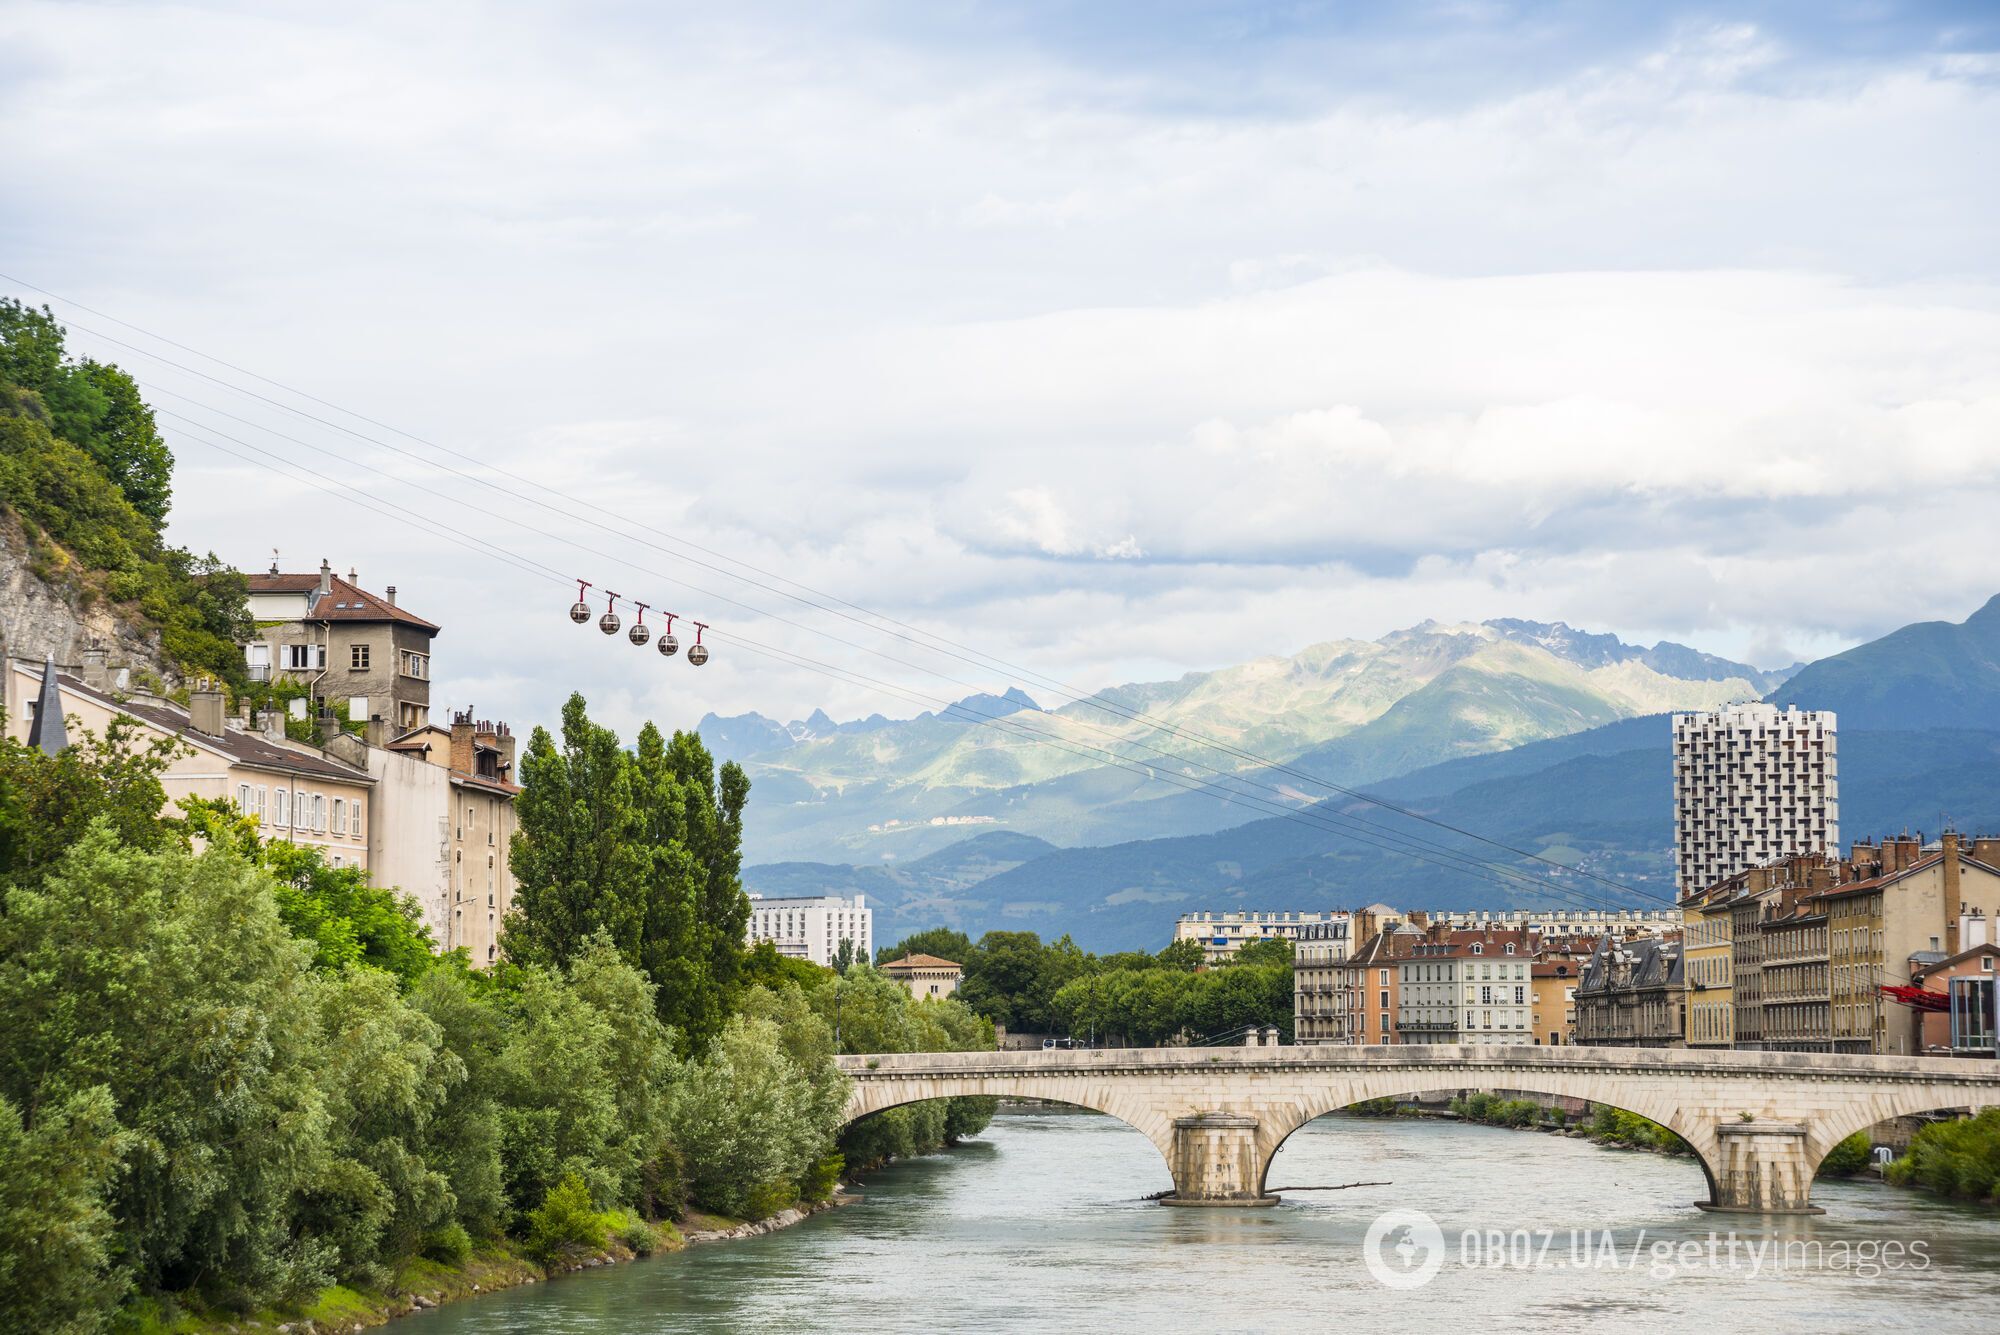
[54, 673, 372, 783]
[880, 953, 961, 971]
[247, 572, 440, 633]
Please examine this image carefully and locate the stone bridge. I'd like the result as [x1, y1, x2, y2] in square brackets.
[836, 1045, 2000, 1213]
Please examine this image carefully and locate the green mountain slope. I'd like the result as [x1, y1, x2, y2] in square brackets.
[1767, 595, 2000, 729]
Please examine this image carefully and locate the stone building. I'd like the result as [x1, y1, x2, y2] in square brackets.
[244, 560, 440, 733]
[880, 953, 962, 1001]
[1575, 934, 1685, 1047]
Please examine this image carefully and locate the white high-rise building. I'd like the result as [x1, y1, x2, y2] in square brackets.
[1672, 703, 1838, 901]
[745, 893, 872, 967]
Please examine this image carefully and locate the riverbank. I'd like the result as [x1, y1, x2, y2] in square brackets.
[114, 1196, 856, 1335]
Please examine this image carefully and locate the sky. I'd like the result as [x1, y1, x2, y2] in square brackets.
[3, 1, 1997, 739]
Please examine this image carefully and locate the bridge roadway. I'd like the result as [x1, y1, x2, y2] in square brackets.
[836, 1044, 2000, 1213]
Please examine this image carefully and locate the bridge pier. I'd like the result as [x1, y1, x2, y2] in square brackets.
[1161, 1113, 1280, 1207]
[1697, 1121, 1824, 1215]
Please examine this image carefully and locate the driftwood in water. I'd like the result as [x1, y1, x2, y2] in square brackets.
[1263, 1180, 1391, 1191]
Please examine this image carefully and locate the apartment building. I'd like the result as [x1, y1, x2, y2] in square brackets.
[1672, 703, 1838, 900]
[1530, 953, 1586, 1046]
[360, 712, 521, 964]
[745, 893, 872, 968]
[1822, 832, 2000, 1055]
[1760, 889, 1831, 1052]
[1396, 930, 1537, 1045]
[7, 654, 375, 869]
[1174, 910, 1350, 964]
[244, 560, 441, 733]
[1297, 924, 1420, 1045]
[1682, 885, 1737, 1047]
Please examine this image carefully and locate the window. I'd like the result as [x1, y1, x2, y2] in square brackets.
[401, 651, 430, 680]
[331, 798, 346, 836]
[255, 785, 268, 822]
[285, 643, 326, 671]
[350, 801, 363, 840]
[236, 783, 252, 812]
[275, 789, 289, 825]
[314, 794, 327, 833]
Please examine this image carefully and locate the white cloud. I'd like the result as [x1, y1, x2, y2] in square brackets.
[2, 4, 1996, 734]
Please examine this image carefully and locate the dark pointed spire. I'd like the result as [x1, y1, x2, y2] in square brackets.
[28, 655, 69, 754]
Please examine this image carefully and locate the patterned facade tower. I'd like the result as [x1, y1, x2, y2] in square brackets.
[1673, 703, 1838, 901]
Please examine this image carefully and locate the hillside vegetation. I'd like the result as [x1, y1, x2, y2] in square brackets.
[0, 300, 248, 684]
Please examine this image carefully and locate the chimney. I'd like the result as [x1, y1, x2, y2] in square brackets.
[364, 714, 389, 748]
[1942, 831, 1963, 954]
[318, 559, 333, 598]
[495, 720, 516, 775]
[188, 680, 227, 737]
[348, 566, 357, 585]
[385, 585, 396, 607]
[1974, 837, 2000, 867]
[259, 709, 286, 743]
[81, 642, 110, 691]
[317, 709, 344, 746]
[449, 710, 476, 775]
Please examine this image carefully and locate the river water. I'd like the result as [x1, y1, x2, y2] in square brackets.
[403, 1108, 2000, 1333]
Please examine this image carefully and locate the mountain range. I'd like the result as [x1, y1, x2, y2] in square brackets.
[708, 618, 1789, 865]
[736, 596, 2000, 953]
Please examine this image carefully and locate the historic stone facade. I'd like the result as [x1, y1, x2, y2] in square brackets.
[837, 1045, 2000, 1213]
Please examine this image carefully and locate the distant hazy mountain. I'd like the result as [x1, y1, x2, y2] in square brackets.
[1767, 595, 2000, 730]
[745, 723, 2000, 953]
[710, 617, 1781, 865]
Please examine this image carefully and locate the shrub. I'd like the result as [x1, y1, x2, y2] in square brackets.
[1818, 1131, 1873, 1179]
[799, 1153, 844, 1204]
[742, 1179, 800, 1221]
[1888, 1109, 2000, 1201]
[525, 1173, 606, 1266]
[419, 1223, 474, 1265]
[613, 1214, 657, 1256]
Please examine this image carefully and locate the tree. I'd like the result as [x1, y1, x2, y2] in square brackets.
[1230, 938, 1293, 969]
[831, 938, 857, 975]
[878, 928, 972, 965]
[0, 1087, 125, 1333]
[0, 715, 182, 891]
[503, 694, 650, 976]
[1156, 938, 1207, 971]
[669, 1014, 840, 1219]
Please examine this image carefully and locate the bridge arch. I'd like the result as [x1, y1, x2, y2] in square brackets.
[840, 1070, 1179, 1179]
[1255, 1076, 1722, 1203]
[1799, 1082, 2000, 1175]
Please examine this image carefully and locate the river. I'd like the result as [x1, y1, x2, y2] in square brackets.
[402, 1107, 2000, 1332]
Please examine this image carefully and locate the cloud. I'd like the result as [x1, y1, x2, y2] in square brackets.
[1, 3, 1996, 733]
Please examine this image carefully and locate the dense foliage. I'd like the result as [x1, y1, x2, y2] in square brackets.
[0, 706, 992, 1331]
[877, 927, 1293, 1045]
[1888, 1109, 2000, 1201]
[0, 300, 251, 686]
[505, 693, 750, 1052]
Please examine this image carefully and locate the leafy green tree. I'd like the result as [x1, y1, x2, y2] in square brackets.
[878, 927, 973, 965]
[494, 965, 623, 1214]
[296, 967, 458, 1284]
[0, 825, 334, 1306]
[669, 1014, 841, 1219]
[564, 933, 684, 1215]
[1156, 938, 1207, 971]
[0, 715, 182, 891]
[504, 694, 650, 976]
[0, 1087, 126, 1333]
[1230, 938, 1294, 969]
[409, 966, 509, 1237]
